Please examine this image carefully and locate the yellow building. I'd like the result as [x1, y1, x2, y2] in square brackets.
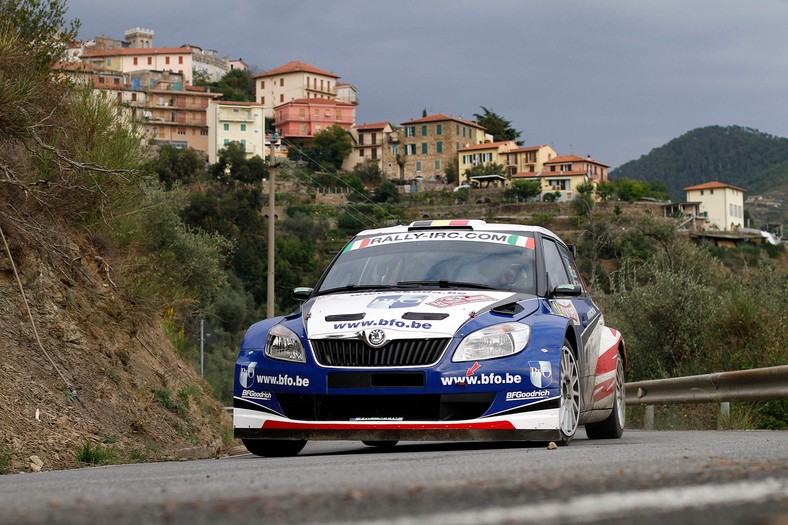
[207, 101, 266, 163]
[684, 181, 746, 231]
[535, 155, 609, 201]
[458, 141, 519, 186]
[507, 145, 558, 177]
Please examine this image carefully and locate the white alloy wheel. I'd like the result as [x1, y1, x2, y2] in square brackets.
[558, 341, 580, 443]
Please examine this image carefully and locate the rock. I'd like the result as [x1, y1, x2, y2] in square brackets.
[547, 442, 558, 450]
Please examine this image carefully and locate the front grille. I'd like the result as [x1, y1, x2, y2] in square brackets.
[311, 338, 450, 367]
[278, 393, 495, 421]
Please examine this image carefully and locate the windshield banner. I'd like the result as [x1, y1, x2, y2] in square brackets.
[343, 232, 535, 253]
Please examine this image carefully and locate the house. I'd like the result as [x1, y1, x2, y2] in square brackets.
[399, 114, 486, 182]
[506, 145, 558, 177]
[229, 59, 248, 72]
[207, 101, 266, 163]
[535, 155, 609, 201]
[683, 181, 746, 231]
[187, 45, 230, 82]
[144, 85, 220, 151]
[272, 98, 356, 139]
[336, 83, 358, 105]
[343, 122, 398, 177]
[82, 47, 195, 85]
[254, 61, 341, 121]
[458, 141, 519, 187]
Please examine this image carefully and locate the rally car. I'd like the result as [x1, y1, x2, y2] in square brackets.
[234, 220, 626, 456]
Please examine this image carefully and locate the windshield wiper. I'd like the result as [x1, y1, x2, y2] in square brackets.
[396, 280, 498, 291]
[315, 284, 399, 296]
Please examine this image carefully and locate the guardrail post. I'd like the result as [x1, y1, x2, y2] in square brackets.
[644, 405, 654, 430]
[718, 401, 730, 430]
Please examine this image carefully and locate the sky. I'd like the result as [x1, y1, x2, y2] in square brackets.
[65, 0, 788, 169]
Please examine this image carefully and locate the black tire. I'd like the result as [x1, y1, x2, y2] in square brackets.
[558, 340, 580, 445]
[586, 355, 625, 439]
[242, 439, 307, 457]
[362, 440, 398, 449]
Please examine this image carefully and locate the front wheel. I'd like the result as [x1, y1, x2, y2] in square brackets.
[586, 355, 625, 439]
[558, 341, 580, 445]
[242, 439, 307, 457]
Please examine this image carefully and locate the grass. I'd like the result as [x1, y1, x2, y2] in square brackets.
[625, 401, 787, 431]
[151, 386, 187, 416]
[0, 443, 11, 475]
[76, 442, 116, 466]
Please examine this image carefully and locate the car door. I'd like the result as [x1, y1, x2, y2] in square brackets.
[540, 237, 600, 412]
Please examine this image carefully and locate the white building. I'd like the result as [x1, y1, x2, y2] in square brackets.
[684, 181, 746, 231]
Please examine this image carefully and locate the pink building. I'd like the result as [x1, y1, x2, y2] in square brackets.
[273, 98, 356, 138]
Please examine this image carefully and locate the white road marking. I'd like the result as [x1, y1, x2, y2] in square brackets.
[321, 477, 788, 525]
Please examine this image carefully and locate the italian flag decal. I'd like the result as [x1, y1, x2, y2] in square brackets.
[507, 235, 535, 249]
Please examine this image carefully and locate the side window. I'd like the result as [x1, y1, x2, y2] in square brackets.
[559, 246, 584, 291]
[541, 238, 570, 290]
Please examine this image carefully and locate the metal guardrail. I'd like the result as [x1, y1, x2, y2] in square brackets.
[624, 365, 788, 405]
[624, 365, 788, 430]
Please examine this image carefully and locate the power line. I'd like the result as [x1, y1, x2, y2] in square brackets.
[278, 137, 399, 230]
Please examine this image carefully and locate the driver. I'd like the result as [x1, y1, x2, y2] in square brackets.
[497, 263, 526, 289]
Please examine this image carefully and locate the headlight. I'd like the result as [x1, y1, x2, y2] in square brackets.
[452, 322, 531, 362]
[265, 325, 306, 363]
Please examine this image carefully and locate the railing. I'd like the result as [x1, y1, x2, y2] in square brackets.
[624, 365, 788, 429]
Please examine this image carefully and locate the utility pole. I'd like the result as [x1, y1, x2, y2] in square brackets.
[267, 134, 278, 318]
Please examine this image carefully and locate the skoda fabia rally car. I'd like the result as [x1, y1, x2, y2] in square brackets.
[234, 220, 626, 456]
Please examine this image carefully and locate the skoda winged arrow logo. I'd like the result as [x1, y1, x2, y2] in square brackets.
[365, 329, 386, 347]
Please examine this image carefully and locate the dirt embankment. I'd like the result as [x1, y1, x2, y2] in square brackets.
[0, 220, 232, 474]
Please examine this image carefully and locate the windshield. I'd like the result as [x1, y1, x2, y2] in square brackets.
[317, 231, 537, 295]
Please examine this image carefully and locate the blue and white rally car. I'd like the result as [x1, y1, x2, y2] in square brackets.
[234, 220, 626, 456]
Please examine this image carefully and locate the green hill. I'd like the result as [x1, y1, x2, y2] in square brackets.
[610, 125, 788, 202]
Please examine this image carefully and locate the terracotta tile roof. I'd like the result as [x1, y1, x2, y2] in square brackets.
[82, 47, 192, 57]
[544, 154, 609, 167]
[355, 122, 390, 130]
[277, 98, 355, 107]
[401, 113, 485, 129]
[214, 101, 264, 106]
[511, 172, 540, 178]
[458, 141, 515, 152]
[509, 145, 549, 153]
[254, 61, 340, 79]
[683, 181, 746, 192]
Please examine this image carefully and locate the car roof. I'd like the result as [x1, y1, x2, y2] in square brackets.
[356, 220, 567, 247]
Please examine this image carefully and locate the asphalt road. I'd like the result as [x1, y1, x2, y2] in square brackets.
[0, 430, 786, 525]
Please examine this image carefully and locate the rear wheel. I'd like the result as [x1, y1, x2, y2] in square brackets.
[586, 355, 625, 439]
[362, 440, 398, 449]
[242, 439, 307, 457]
[558, 341, 580, 445]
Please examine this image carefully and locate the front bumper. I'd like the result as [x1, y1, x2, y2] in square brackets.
[233, 406, 563, 442]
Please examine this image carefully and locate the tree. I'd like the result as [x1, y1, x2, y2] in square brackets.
[196, 69, 256, 102]
[351, 161, 383, 183]
[473, 106, 523, 145]
[297, 125, 353, 171]
[506, 179, 542, 202]
[209, 142, 267, 184]
[155, 146, 206, 188]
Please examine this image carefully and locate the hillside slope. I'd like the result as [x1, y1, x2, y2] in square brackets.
[0, 218, 232, 473]
[610, 125, 788, 203]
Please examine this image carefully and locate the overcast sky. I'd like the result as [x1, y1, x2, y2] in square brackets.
[66, 0, 788, 169]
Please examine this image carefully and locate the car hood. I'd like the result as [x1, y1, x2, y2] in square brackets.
[304, 290, 536, 340]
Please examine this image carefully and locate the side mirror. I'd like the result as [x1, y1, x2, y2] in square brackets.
[550, 284, 582, 297]
[292, 287, 313, 301]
